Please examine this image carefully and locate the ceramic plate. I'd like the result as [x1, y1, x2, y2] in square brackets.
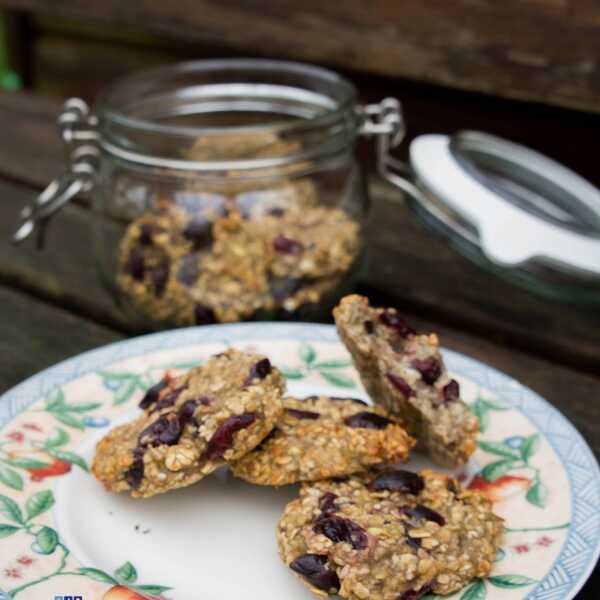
[0, 323, 598, 600]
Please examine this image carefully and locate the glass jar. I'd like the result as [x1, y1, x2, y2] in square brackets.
[13, 58, 599, 316]
[13, 59, 404, 329]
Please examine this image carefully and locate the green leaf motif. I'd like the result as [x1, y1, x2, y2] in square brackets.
[280, 368, 305, 380]
[45, 387, 66, 411]
[63, 402, 103, 413]
[319, 370, 355, 388]
[1, 457, 49, 469]
[0, 523, 20, 538]
[478, 441, 521, 460]
[472, 402, 489, 433]
[299, 344, 316, 365]
[460, 580, 486, 600]
[115, 560, 138, 583]
[26, 490, 55, 521]
[45, 428, 70, 449]
[488, 574, 536, 588]
[113, 378, 139, 406]
[480, 397, 509, 410]
[313, 359, 352, 369]
[46, 448, 89, 472]
[135, 584, 172, 594]
[35, 526, 58, 554]
[0, 494, 23, 524]
[526, 481, 548, 508]
[520, 434, 540, 463]
[78, 567, 118, 584]
[52, 411, 84, 430]
[482, 459, 516, 482]
[98, 370, 136, 380]
[0, 466, 24, 491]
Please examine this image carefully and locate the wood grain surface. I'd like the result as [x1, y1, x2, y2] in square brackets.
[2, 0, 600, 112]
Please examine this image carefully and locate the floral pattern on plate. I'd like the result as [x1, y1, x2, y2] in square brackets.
[0, 323, 597, 600]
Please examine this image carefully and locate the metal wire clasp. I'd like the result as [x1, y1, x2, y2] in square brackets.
[358, 97, 424, 202]
[12, 98, 100, 247]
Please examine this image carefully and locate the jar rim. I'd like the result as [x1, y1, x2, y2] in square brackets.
[95, 58, 358, 138]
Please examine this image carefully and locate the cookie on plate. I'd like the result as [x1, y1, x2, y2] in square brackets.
[277, 469, 504, 600]
[333, 295, 478, 467]
[231, 395, 414, 486]
[91, 349, 285, 498]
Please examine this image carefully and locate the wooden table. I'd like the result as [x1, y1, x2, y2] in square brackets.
[0, 90, 598, 596]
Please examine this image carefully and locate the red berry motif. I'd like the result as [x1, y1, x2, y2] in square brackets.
[103, 585, 151, 600]
[468, 474, 532, 502]
[28, 458, 71, 482]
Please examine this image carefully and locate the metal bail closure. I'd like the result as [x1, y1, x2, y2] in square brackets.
[12, 98, 100, 248]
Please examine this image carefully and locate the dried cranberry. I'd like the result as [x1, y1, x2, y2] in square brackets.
[152, 385, 186, 413]
[289, 554, 340, 593]
[397, 582, 434, 600]
[364, 320, 375, 334]
[329, 396, 368, 406]
[401, 504, 445, 526]
[273, 234, 303, 254]
[268, 207, 285, 217]
[139, 224, 156, 246]
[194, 304, 217, 325]
[313, 516, 368, 550]
[139, 414, 183, 447]
[287, 408, 320, 420]
[368, 470, 425, 495]
[411, 358, 442, 385]
[344, 411, 392, 430]
[124, 248, 145, 281]
[150, 262, 169, 297]
[386, 373, 413, 398]
[198, 396, 213, 406]
[177, 255, 199, 286]
[139, 377, 169, 409]
[269, 276, 304, 301]
[183, 217, 213, 251]
[319, 492, 339, 515]
[125, 449, 145, 490]
[406, 536, 421, 551]
[178, 399, 199, 426]
[379, 311, 416, 337]
[246, 358, 272, 383]
[204, 412, 257, 460]
[442, 379, 460, 403]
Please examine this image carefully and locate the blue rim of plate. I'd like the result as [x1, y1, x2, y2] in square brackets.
[1, 322, 599, 600]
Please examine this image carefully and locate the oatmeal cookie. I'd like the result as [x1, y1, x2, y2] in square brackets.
[117, 198, 227, 323]
[231, 395, 414, 485]
[334, 295, 478, 467]
[277, 469, 503, 600]
[91, 349, 285, 498]
[265, 207, 361, 280]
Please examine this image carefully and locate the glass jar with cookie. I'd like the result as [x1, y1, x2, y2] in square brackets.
[12, 59, 405, 328]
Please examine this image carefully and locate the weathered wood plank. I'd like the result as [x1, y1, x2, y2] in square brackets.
[2, 0, 600, 112]
[0, 93, 598, 372]
[0, 178, 131, 329]
[0, 285, 122, 392]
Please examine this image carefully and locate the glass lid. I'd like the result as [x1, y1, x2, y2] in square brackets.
[408, 131, 600, 281]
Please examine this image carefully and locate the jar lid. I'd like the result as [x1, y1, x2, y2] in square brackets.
[409, 131, 600, 279]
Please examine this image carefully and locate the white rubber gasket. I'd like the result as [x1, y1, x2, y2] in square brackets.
[409, 134, 600, 276]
